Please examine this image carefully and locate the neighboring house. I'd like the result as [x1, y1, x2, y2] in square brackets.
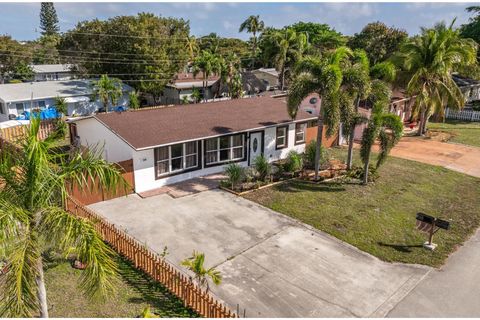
[69, 96, 317, 193]
[0, 80, 133, 122]
[241, 71, 268, 96]
[452, 74, 480, 104]
[251, 68, 280, 91]
[160, 72, 221, 104]
[30, 64, 75, 81]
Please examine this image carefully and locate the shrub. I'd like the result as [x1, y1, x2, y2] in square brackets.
[254, 154, 271, 182]
[347, 165, 378, 182]
[283, 150, 303, 173]
[224, 163, 244, 189]
[304, 140, 328, 169]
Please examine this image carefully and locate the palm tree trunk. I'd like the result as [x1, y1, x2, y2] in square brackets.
[251, 32, 256, 69]
[314, 116, 324, 181]
[280, 67, 285, 91]
[346, 98, 360, 170]
[362, 152, 370, 185]
[417, 107, 426, 136]
[36, 257, 49, 318]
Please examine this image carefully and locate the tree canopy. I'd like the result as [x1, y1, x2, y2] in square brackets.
[348, 21, 408, 64]
[289, 21, 346, 52]
[59, 13, 190, 103]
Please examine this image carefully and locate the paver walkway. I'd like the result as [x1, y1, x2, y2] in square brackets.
[374, 137, 480, 178]
[89, 189, 430, 317]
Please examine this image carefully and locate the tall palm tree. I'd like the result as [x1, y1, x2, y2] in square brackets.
[394, 20, 477, 135]
[239, 15, 265, 69]
[192, 51, 221, 102]
[91, 75, 123, 113]
[0, 117, 125, 317]
[360, 81, 403, 184]
[181, 251, 221, 292]
[287, 48, 351, 180]
[339, 49, 372, 170]
[272, 28, 308, 91]
[219, 53, 243, 98]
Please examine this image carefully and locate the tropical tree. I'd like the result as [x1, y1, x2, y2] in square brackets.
[394, 20, 478, 135]
[191, 88, 202, 104]
[287, 47, 351, 180]
[128, 91, 140, 110]
[0, 117, 125, 317]
[348, 21, 408, 65]
[359, 83, 403, 184]
[91, 75, 123, 113]
[192, 51, 221, 102]
[239, 15, 265, 68]
[289, 21, 347, 52]
[181, 251, 221, 292]
[218, 53, 243, 98]
[271, 28, 308, 90]
[185, 35, 199, 63]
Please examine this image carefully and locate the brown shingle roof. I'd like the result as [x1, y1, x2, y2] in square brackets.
[94, 96, 316, 150]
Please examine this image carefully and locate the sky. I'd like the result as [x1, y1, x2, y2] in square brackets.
[0, 2, 476, 41]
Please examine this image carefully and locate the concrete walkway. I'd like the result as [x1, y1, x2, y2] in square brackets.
[89, 189, 430, 317]
[387, 137, 480, 178]
[388, 229, 480, 317]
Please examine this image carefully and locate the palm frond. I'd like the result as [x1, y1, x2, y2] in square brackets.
[0, 233, 39, 318]
[39, 208, 118, 299]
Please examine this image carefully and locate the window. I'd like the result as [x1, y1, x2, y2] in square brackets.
[205, 134, 245, 165]
[276, 126, 288, 149]
[295, 123, 307, 144]
[15, 103, 24, 114]
[37, 101, 46, 109]
[154, 141, 198, 178]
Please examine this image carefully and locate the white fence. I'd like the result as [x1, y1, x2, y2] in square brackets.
[445, 108, 480, 122]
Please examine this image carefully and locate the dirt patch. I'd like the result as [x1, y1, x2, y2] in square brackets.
[426, 130, 456, 143]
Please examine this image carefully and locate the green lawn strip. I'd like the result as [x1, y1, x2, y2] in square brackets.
[244, 147, 480, 267]
[428, 121, 480, 147]
[44, 255, 198, 318]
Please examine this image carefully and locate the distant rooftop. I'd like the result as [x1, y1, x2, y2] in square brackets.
[30, 64, 74, 74]
[253, 68, 279, 78]
[0, 80, 132, 103]
[452, 74, 480, 88]
[167, 72, 220, 89]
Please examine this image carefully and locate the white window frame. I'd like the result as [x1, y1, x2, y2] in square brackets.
[155, 141, 199, 178]
[295, 122, 306, 144]
[276, 126, 288, 149]
[205, 134, 245, 166]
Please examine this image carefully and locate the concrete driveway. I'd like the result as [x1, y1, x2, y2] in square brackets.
[89, 190, 430, 317]
[387, 137, 480, 178]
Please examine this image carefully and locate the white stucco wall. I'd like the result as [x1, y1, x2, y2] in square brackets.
[132, 123, 306, 193]
[75, 117, 134, 163]
[263, 123, 306, 162]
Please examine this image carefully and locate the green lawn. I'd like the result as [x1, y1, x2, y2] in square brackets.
[43, 255, 197, 318]
[428, 120, 480, 147]
[244, 148, 480, 267]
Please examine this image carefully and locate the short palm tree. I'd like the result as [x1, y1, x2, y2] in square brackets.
[128, 91, 140, 110]
[287, 47, 351, 180]
[91, 75, 123, 113]
[181, 251, 221, 292]
[239, 15, 265, 69]
[360, 81, 403, 184]
[0, 117, 125, 317]
[394, 20, 477, 135]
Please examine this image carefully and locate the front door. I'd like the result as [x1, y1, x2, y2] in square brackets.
[249, 131, 263, 165]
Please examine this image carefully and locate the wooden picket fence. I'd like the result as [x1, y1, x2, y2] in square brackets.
[445, 108, 480, 122]
[65, 195, 237, 318]
[0, 120, 56, 142]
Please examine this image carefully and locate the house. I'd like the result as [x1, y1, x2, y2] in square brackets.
[251, 68, 280, 91]
[160, 72, 221, 104]
[69, 96, 318, 193]
[452, 74, 480, 104]
[30, 64, 75, 81]
[0, 80, 133, 122]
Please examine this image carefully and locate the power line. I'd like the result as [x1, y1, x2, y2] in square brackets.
[0, 51, 256, 64]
